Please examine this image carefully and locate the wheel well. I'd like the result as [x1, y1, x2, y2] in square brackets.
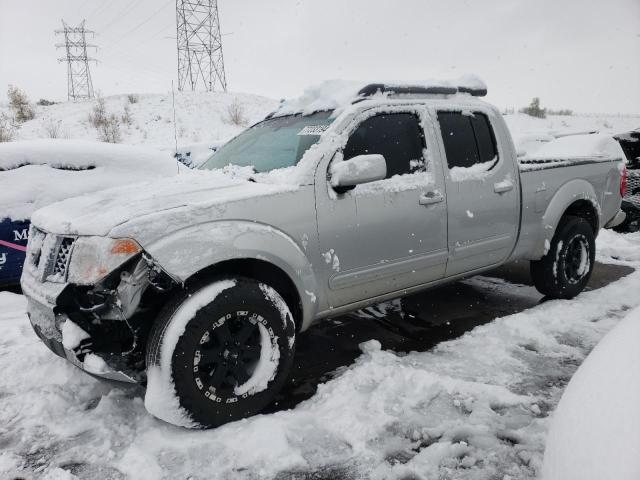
[185, 258, 303, 329]
[563, 200, 598, 233]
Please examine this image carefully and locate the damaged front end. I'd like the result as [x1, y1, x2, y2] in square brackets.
[22, 228, 178, 384]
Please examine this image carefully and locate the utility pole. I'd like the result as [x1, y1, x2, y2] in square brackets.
[176, 0, 227, 92]
[55, 20, 97, 101]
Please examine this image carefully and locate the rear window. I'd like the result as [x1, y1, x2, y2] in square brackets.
[437, 111, 498, 170]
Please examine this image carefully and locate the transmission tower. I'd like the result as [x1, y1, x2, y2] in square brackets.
[176, 0, 227, 92]
[55, 20, 97, 101]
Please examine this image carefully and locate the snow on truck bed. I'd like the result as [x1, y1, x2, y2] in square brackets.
[0, 230, 639, 479]
[0, 140, 179, 221]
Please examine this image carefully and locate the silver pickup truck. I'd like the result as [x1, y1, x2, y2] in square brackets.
[21, 80, 626, 428]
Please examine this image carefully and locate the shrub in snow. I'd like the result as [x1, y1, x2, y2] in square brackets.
[36, 98, 56, 106]
[0, 113, 16, 143]
[88, 95, 107, 128]
[520, 97, 547, 119]
[121, 104, 133, 126]
[127, 94, 139, 104]
[43, 120, 63, 139]
[98, 114, 122, 143]
[225, 99, 248, 126]
[7, 85, 34, 122]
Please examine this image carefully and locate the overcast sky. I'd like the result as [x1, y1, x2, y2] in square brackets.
[1, 0, 639, 114]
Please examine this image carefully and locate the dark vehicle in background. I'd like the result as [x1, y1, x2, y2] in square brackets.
[614, 129, 640, 232]
[0, 218, 29, 288]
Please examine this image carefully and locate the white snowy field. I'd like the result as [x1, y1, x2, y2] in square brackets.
[0, 229, 638, 480]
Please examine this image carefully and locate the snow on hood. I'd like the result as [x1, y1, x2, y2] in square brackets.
[524, 133, 625, 161]
[273, 75, 487, 117]
[0, 140, 179, 221]
[31, 169, 298, 237]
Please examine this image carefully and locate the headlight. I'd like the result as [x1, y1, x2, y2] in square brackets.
[67, 237, 142, 285]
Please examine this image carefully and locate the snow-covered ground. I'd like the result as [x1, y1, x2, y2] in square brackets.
[0, 229, 638, 479]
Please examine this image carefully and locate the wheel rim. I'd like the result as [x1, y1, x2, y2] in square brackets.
[563, 234, 590, 284]
[193, 311, 268, 399]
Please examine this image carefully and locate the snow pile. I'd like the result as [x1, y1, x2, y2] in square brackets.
[542, 305, 640, 480]
[0, 230, 639, 479]
[0, 140, 179, 221]
[525, 133, 626, 161]
[504, 113, 640, 157]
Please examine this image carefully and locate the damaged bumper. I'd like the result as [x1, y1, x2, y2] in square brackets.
[25, 295, 138, 383]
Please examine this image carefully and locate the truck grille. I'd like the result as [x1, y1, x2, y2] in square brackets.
[27, 228, 76, 283]
[625, 170, 640, 208]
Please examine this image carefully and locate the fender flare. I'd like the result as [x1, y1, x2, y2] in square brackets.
[143, 220, 319, 330]
[538, 178, 600, 256]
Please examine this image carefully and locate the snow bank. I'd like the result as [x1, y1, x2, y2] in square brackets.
[526, 133, 625, 161]
[0, 140, 179, 221]
[542, 305, 640, 480]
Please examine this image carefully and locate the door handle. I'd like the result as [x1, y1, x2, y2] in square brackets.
[494, 180, 514, 194]
[419, 191, 444, 206]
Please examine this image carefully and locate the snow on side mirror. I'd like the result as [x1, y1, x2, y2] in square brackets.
[330, 154, 387, 192]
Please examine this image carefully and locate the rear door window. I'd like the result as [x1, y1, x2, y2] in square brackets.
[437, 111, 498, 170]
[343, 113, 425, 178]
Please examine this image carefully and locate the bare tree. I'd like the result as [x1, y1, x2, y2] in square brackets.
[225, 99, 248, 126]
[7, 85, 35, 122]
[520, 97, 547, 119]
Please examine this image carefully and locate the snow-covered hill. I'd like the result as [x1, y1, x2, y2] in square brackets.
[1, 91, 279, 151]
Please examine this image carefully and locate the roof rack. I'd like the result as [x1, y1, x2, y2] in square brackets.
[357, 83, 487, 98]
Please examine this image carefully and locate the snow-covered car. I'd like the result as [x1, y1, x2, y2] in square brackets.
[542, 305, 640, 480]
[21, 79, 626, 428]
[0, 140, 179, 287]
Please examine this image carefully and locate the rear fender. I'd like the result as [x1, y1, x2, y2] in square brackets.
[537, 179, 600, 257]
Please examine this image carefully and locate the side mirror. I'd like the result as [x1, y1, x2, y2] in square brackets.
[330, 154, 387, 192]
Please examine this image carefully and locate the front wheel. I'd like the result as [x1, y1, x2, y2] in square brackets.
[145, 277, 296, 428]
[530, 216, 595, 299]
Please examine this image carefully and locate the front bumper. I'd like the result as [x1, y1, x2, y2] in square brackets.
[23, 283, 137, 384]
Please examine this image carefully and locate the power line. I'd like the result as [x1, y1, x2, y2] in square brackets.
[176, 0, 227, 92]
[55, 20, 98, 100]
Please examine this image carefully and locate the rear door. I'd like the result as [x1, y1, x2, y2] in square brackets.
[434, 109, 519, 276]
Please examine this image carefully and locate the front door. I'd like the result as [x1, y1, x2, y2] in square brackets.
[434, 109, 519, 276]
[315, 108, 448, 308]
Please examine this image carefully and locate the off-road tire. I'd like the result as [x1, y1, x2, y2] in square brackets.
[530, 216, 595, 299]
[146, 276, 296, 428]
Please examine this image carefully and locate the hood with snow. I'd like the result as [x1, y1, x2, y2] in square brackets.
[31, 169, 299, 242]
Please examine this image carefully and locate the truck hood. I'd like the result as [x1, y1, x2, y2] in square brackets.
[31, 170, 299, 240]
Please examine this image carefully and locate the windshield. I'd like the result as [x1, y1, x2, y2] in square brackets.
[200, 111, 334, 173]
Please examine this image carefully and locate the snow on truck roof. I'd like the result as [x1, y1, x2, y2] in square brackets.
[271, 75, 488, 117]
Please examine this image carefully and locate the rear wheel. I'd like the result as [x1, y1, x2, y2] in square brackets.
[530, 216, 595, 299]
[145, 276, 296, 428]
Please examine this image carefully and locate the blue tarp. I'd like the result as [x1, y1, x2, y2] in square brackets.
[0, 218, 30, 287]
